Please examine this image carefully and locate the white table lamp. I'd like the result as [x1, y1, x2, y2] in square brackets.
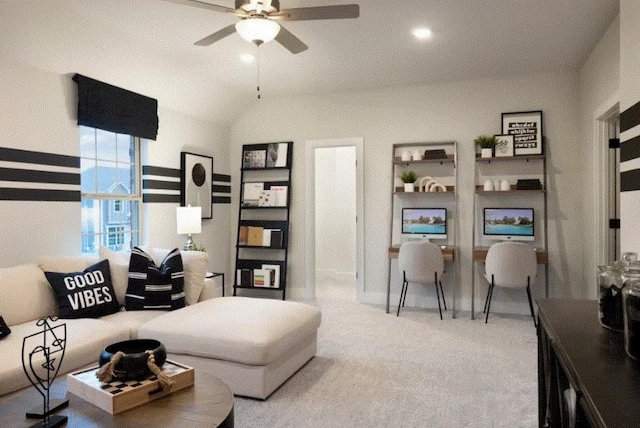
[176, 205, 201, 251]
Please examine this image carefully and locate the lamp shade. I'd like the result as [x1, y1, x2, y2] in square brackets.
[235, 18, 280, 44]
[176, 206, 202, 235]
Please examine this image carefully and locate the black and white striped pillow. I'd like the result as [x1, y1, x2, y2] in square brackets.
[125, 247, 185, 311]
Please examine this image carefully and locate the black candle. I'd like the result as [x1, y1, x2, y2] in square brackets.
[599, 284, 624, 331]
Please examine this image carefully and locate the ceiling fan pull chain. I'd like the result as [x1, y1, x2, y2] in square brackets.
[256, 46, 261, 99]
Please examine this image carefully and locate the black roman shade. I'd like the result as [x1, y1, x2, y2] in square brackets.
[73, 74, 158, 140]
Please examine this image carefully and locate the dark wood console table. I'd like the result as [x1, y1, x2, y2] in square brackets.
[537, 299, 640, 427]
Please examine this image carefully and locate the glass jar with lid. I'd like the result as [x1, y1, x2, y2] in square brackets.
[622, 261, 640, 360]
[598, 263, 624, 331]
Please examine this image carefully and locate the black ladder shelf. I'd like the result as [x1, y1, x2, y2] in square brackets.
[233, 142, 292, 300]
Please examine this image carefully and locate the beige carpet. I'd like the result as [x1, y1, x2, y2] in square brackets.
[234, 281, 537, 427]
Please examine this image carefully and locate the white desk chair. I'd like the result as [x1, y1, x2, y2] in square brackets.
[483, 242, 537, 325]
[397, 241, 446, 319]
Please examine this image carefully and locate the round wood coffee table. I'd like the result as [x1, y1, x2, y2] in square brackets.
[0, 370, 234, 427]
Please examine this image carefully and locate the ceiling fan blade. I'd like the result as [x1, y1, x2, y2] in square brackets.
[161, 0, 247, 17]
[274, 25, 308, 54]
[273, 4, 359, 21]
[194, 24, 237, 46]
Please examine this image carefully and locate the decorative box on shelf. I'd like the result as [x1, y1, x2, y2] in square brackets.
[67, 360, 194, 415]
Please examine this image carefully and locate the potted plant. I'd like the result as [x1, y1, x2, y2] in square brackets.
[398, 170, 417, 192]
[475, 135, 497, 158]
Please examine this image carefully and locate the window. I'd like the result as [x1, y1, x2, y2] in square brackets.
[80, 126, 142, 255]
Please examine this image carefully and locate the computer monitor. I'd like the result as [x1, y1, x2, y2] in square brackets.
[483, 208, 534, 241]
[401, 208, 447, 241]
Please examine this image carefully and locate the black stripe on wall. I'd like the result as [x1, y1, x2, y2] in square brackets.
[0, 167, 80, 185]
[621, 100, 640, 133]
[213, 173, 231, 182]
[212, 184, 231, 194]
[143, 179, 180, 191]
[142, 165, 181, 178]
[0, 147, 79, 168]
[143, 194, 181, 203]
[621, 134, 640, 163]
[0, 188, 80, 202]
[621, 169, 640, 192]
[213, 196, 231, 204]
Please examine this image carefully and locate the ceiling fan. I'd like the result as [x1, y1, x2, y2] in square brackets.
[163, 0, 360, 54]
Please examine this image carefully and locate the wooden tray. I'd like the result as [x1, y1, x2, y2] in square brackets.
[67, 360, 194, 415]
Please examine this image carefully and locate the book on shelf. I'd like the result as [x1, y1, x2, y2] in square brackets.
[253, 269, 271, 288]
[270, 230, 283, 247]
[258, 190, 275, 207]
[238, 225, 248, 245]
[242, 182, 264, 206]
[236, 269, 252, 286]
[270, 185, 288, 207]
[247, 226, 264, 246]
[262, 229, 272, 247]
[261, 264, 280, 288]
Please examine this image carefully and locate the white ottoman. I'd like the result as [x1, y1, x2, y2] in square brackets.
[137, 297, 321, 399]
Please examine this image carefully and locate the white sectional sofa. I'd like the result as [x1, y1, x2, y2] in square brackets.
[0, 249, 321, 400]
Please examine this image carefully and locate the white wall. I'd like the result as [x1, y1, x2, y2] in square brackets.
[229, 71, 583, 313]
[0, 63, 231, 278]
[315, 146, 356, 282]
[620, 0, 640, 255]
[578, 15, 620, 299]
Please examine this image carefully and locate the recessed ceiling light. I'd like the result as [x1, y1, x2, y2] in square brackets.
[412, 27, 433, 41]
[241, 54, 256, 64]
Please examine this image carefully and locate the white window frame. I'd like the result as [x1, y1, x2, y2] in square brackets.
[80, 127, 143, 254]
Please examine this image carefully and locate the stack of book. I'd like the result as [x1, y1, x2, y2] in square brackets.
[238, 226, 283, 247]
[423, 149, 448, 159]
[516, 179, 543, 190]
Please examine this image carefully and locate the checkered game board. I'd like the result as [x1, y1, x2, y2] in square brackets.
[70, 360, 189, 395]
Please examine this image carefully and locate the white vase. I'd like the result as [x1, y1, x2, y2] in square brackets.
[481, 148, 493, 158]
[500, 180, 511, 191]
[483, 180, 494, 191]
[401, 151, 411, 161]
[412, 150, 422, 161]
[403, 183, 414, 192]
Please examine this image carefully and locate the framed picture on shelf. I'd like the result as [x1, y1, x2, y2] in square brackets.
[266, 143, 290, 168]
[180, 152, 212, 219]
[501, 110, 543, 156]
[243, 148, 267, 169]
[494, 134, 514, 157]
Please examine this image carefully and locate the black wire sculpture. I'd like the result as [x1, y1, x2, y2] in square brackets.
[21, 315, 68, 428]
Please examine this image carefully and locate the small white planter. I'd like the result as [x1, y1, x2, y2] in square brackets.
[481, 148, 493, 158]
[403, 183, 414, 192]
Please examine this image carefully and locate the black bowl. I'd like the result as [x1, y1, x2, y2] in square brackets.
[99, 339, 166, 380]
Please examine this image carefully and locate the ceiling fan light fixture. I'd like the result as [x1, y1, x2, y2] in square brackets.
[235, 18, 280, 45]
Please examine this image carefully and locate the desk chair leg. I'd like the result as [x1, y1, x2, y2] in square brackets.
[435, 272, 443, 320]
[485, 276, 495, 324]
[439, 281, 447, 310]
[401, 272, 408, 308]
[397, 280, 408, 317]
[526, 279, 537, 328]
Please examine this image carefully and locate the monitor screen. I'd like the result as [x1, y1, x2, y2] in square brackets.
[483, 208, 534, 241]
[401, 208, 447, 240]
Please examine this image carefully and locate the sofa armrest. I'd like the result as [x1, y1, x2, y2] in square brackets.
[199, 272, 224, 301]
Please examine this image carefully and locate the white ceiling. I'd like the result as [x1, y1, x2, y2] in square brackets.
[0, 0, 619, 124]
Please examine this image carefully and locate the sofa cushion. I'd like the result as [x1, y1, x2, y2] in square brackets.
[138, 297, 322, 366]
[0, 317, 130, 396]
[44, 259, 120, 319]
[100, 246, 208, 306]
[126, 247, 185, 311]
[100, 309, 167, 339]
[0, 264, 58, 326]
[152, 248, 208, 306]
[0, 316, 11, 339]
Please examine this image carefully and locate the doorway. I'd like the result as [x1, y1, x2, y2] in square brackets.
[305, 138, 364, 302]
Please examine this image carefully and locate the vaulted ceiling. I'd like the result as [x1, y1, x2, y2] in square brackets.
[0, 0, 619, 124]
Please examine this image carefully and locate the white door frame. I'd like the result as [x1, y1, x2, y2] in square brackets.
[593, 93, 620, 267]
[305, 137, 364, 301]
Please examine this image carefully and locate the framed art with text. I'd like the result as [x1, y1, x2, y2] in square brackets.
[181, 152, 213, 219]
[501, 110, 543, 156]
